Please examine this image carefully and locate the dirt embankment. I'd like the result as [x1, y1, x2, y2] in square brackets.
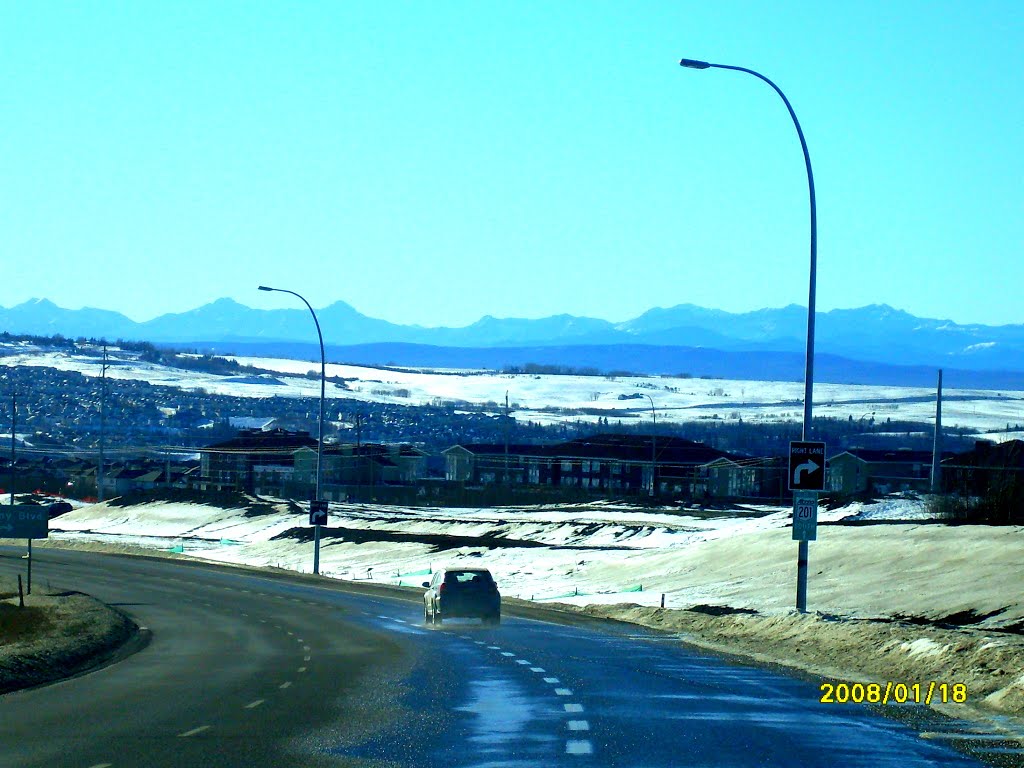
[569, 601, 1024, 727]
[0, 592, 138, 694]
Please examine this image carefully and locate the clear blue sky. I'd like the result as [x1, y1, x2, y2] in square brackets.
[3, 2, 1021, 327]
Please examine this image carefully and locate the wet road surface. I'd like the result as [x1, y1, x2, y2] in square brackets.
[2, 548, 1013, 767]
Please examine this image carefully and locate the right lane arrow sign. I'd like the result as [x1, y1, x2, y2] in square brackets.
[789, 441, 826, 491]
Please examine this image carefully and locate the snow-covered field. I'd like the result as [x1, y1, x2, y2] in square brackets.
[31, 495, 1022, 628]
[3, 342, 1023, 438]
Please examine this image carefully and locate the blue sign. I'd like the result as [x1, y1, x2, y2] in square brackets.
[0, 506, 49, 539]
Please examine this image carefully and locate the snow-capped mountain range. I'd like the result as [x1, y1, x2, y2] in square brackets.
[2, 298, 1023, 376]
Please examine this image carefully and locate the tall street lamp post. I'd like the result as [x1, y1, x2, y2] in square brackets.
[679, 57, 818, 612]
[258, 285, 327, 575]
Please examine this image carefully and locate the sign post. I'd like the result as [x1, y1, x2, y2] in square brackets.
[789, 441, 826, 612]
[1, 506, 49, 595]
[309, 500, 328, 575]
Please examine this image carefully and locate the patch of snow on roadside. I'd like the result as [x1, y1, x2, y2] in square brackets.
[900, 638, 948, 658]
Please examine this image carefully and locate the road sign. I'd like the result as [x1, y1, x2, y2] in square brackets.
[0, 506, 49, 539]
[789, 441, 826, 491]
[792, 491, 818, 541]
[309, 500, 328, 527]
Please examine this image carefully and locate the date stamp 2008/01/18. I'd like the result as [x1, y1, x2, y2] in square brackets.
[820, 681, 967, 706]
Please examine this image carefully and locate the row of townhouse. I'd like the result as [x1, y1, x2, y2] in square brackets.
[443, 434, 785, 499]
[191, 428, 1024, 504]
[197, 428, 428, 500]
[827, 441, 1024, 496]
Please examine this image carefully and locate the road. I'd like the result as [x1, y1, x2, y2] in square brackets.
[0, 547, 1000, 768]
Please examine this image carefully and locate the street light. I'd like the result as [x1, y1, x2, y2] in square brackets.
[679, 56, 818, 612]
[258, 285, 327, 575]
[645, 394, 656, 497]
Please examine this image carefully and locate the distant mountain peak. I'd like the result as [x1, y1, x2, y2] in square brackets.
[2, 298, 1023, 376]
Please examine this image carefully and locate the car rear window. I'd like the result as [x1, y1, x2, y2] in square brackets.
[445, 570, 493, 585]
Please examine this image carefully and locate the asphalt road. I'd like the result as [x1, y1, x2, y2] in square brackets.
[0, 547, 1004, 768]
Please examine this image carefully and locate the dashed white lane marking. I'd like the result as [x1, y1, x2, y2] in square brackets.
[564, 703, 584, 713]
[394, 618, 407, 623]
[487, 646, 501, 650]
[178, 725, 212, 737]
[304, 655, 311, 661]
[298, 667, 307, 673]
[245, 699, 265, 709]
[530, 667, 545, 673]
[259, 619, 267, 624]
[516, 659, 531, 665]
[567, 720, 590, 731]
[303, 646, 311, 652]
[474, 641, 486, 645]
[459, 635, 472, 640]
[544, 677, 560, 684]
[566, 739, 593, 755]
[296, 638, 303, 643]
[377, 615, 389, 619]
[279, 681, 292, 689]
[555, 688, 573, 696]
[287, 631, 294, 636]
[501, 652, 515, 657]
[87, 763, 113, 767]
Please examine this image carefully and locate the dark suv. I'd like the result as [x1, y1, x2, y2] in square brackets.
[423, 567, 501, 626]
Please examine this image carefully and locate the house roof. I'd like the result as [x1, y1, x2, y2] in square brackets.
[944, 439, 1024, 468]
[833, 448, 938, 464]
[444, 433, 736, 466]
[202, 429, 317, 453]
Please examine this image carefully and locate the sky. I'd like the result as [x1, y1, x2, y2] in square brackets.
[3, 2, 1022, 328]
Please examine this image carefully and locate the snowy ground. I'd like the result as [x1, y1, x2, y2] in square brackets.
[22, 494, 1020, 628]
[3, 341, 1023, 438]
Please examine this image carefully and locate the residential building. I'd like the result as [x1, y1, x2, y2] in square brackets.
[826, 448, 943, 495]
[443, 434, 759, 498]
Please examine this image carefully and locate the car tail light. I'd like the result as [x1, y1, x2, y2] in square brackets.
[439, 583, 447, 595]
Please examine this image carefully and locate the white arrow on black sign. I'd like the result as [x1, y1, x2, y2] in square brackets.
[792, 459, 820, 485]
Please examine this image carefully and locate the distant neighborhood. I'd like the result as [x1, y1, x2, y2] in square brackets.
[2, 337, 1022, 523]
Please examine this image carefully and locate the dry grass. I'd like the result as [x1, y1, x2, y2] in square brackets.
[0, 603, 54, 645]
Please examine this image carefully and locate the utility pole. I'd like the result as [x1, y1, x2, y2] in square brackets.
[97, 343, 110, 502]
[645, 395, 656, 497]
[355, 412, 362, 496]
[11, 392, 30, 592]
[503, 391, 510, 485]
[931, 369, 943, 493]
[9, 392, 15, 510]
